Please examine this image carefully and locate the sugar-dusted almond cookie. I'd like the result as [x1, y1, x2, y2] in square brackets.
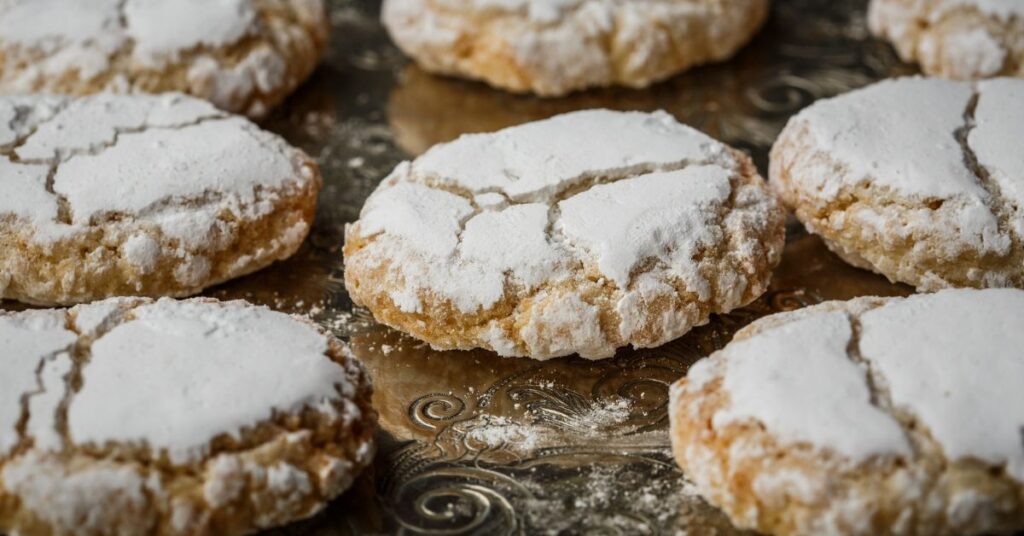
[344, 110, 786, 360]
[0, 297, 376, 536]
[0, 0, 328, 118]
[670, 288, 1024, 536]
[381, 0, 769, 97]
[0, 93, 320, 305]
[771, 76, 1024, 290]
[870, 0, 1023, 80]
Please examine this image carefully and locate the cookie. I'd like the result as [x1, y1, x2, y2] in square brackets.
[771, 76, 1024, 290]
[344, 109, 786, 360]
[0, 0, 329, 118]
[381, 0, 769, 97]
[0, 297, 376, 536]
[0, 93, 321, 306]
[870, 0, 1024, 79]
[669, 288, 1024, 536]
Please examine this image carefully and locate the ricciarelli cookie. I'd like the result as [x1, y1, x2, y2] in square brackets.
[0, 93, 321, 306]
[381, 0, 769, 97]
[344, 110, 786, 360]
[669, 288, 1024, 536]
[0, 0, 329, 118]
[870, 0, 1023, 79]
[771, 76, 1024, 290]
[0, 297, 376, 536]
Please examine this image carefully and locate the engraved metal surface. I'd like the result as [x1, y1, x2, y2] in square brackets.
[238, 1, 921, 533]
[1, 0, 932, 534]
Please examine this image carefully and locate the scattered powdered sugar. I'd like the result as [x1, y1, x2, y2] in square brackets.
[519, 455, 722, 535]
[460, 397, 635, 452]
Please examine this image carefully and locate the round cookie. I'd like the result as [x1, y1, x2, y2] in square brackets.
[0, 93, 321, 306]
[869, 0, 1024, 80]
[0, 0, 329, 118]
[381, 0, 769, 97]
[0, 297, 376, 536]
[771, 76, 1024, 290]
[344, 109, 786, 360]
[669, 288, 1024, 536]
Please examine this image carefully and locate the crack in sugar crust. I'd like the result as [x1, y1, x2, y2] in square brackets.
[770, 77, 1024, 291]
[670, 289, 1024, 536]
[869, 0, 1024, 80]
[0, 93, 321, 305]
[344, 110, 785, 360]
[0, 297, 376, 536]
[0, 0, 329, 118]
[382, 0, 769, 97]
[0, 310, 77, 459]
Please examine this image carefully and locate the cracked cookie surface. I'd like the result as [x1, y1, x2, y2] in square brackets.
[669, 288, 1024, 536]
[0, 0, 328, 118]
[0, 93, 321, 306]
[771, 76, 1024, 290]
[0, 297, 376, 536]
[869, 0, 1024, 80]
[343, 110, 786, 360]
[381, 0, 769, 97]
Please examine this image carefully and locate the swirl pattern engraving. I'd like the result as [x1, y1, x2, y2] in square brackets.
[232, 0, 913, 533]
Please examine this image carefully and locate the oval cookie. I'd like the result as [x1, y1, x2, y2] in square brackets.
[344, 109, 786, 360]
[870, 0, 1024, 80]
[0, 297, 376, 536]
[0, 93, 321, 305]
[0, 0, 329, 118]
[670, 288, 1024, 536]
[771, 76, 1024, 290]
[382, 0, 769, 97]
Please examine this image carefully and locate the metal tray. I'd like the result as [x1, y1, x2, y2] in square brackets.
[238, 1, 924, 533]
[1, 0, 934, 534]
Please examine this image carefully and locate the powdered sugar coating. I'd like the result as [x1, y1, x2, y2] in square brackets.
[0, 297, 376, 536]
[0, 0, 328, 118]
[0, 93, 319, 305]
[55, 118, 296, 227]
[859, 289, 1024, 481]
[869, 0, 1024, 80]
[692, 310, 912, 461]
[558, 166, 734, 291]
[382, 0, 768, 96]
[0, 311, 77, 456]
[0, 0, 254, 68]
[970, 77, 1024, 236]
[413, 109, 736, 202]
[798, 77, 979, 200]
[771, 76, 1024, 290]
[460, 0, 585, 22]
[671, 289, 1024, 536]
[4, 93, 298, 241]
[68, 299, 351, 464]
[935, 0, 1024, 22]
[125, 0, 256, 67]
[345, 110, 785, 359]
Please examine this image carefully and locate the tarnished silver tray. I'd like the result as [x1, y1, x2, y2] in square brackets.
[1, 0, 931, 534]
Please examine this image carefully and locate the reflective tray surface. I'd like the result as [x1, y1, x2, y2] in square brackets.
[4, 0, 931, 534]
